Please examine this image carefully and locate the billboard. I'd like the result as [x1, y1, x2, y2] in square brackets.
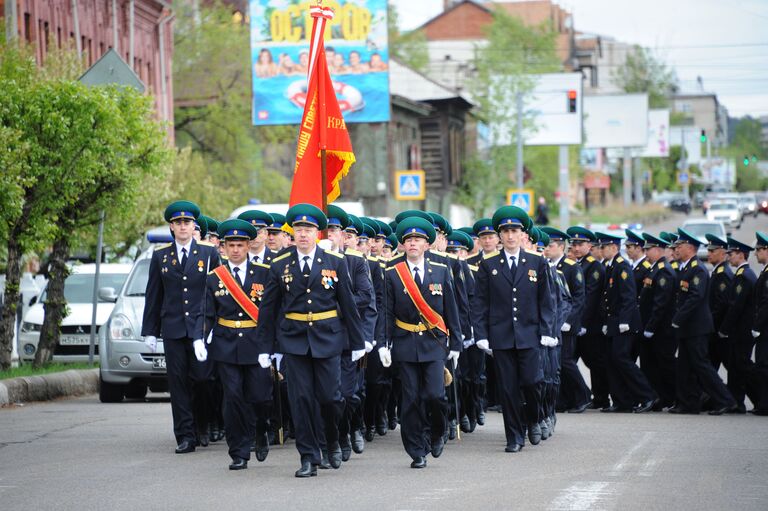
[638, 109, 670, 158]
[249, 0, 390, 126]
[669, 127, 702, 165]
[583, 94, 649, 148]
[524, 73, 583, 146]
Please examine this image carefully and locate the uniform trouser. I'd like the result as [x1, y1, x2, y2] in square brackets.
[164, 337, 211, 444]
[709, 334, 730, 371]
[493, 348, 543, 447]
[607, 334, 657, 408]
[638, 330, 678, 407]
[339, 352, 363, 441]
[578, 330, 611, 406]
[676, 334, 735, 411]
[727, 333, 760, 409]
[364, 349, 391, 431]
[397, 360, 446, 459]
[559, 333, 591, 409]
[750, 334, 768, 410]
[217, 362, 272, 460]
[545, 345, 561, 418]
[459, 346, 485, 423]
[285, 353, 344, 464]
[192, 358, 216, 438]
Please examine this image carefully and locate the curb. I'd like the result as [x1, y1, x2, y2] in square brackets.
[0, 369, 99, 407]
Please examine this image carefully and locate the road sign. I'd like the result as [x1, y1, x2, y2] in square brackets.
[677, 171, 689, 185]
[78, 49, 145, 92]
[506, 188, 535, 216]
[394, 170, 426, 201]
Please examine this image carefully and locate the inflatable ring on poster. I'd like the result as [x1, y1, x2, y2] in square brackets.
[286, 80, 365, 113]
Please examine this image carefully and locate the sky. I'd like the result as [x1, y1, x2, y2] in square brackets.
[390, 0, 768, 118]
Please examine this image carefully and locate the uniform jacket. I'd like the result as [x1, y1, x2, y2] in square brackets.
[672, 257, 714, 336]
[550, 266, 573, 338]
[708, 261, 734, 331]
[142, 239, 221, 340]
[343, 249, 377, 347]
[366, 254, 386, 344]
[638, 257, 677, 334]
[384, 259, 461, 363]
[473, 248, 555, 350]
[632, 257, 652, 300]
[579, 255, 607, 332]
[197, 261, 271, 364]
[755, 265, 768, 334]
[250, 248, 279, 266]
[720, 264, 757, 337]
[256, 246, 364, 358]
[556, 256, 585, 332]
[601, 254, 642, 336]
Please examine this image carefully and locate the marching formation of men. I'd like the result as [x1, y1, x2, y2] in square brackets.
[143, 200, 768, 475]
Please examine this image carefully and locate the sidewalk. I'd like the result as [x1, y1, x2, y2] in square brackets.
[0, 369, 98, 407]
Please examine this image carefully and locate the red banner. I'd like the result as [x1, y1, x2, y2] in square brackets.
[288, 4, 355, 208]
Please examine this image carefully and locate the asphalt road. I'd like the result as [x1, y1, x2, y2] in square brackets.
[1, 211, 767, 511]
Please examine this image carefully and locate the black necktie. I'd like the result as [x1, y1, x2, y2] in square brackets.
[181, 247, 188, 268]
[233, 266, 242, 286]
[253, 254, 260, 264]
[302, 255, 311, 276]
[509, 255, 517, 279]
[414, 267, 422, 286]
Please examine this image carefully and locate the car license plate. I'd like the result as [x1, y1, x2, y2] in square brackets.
[60, 335, 90, 345]
[152, 357, 166, 369]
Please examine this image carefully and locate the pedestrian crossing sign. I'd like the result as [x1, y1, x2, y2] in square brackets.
[395, 170, 426, 200]
[506, 189, 535, 216]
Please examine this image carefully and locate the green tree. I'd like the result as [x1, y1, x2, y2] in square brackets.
[388, 2, 428, 72]
[726, 117, 768, 191]
[611, 45, 677, 108]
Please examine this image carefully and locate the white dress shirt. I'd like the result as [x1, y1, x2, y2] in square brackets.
[175, 240, 192, 265]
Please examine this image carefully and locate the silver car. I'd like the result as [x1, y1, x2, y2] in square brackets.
[681, 219, 727, 262]
[98, 255, 169, 402]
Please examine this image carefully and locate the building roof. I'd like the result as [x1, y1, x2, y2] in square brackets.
[389, 59, 474, 107]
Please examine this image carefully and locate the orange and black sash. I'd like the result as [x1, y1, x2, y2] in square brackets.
[394, 261, 448, 336]
[213, 266, 259, 323]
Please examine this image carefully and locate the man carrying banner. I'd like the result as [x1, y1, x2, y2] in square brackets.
[378, 217, 461, 469]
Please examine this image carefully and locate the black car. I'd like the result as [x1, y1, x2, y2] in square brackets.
[669, 195, 691, 214]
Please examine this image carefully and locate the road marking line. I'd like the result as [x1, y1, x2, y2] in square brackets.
[548, 481, 615, 510]
[609, 431, 655, 476]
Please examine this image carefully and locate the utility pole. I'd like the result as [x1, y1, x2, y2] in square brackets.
[558, 145, 569, 228]
[516, 92, 524, 189]
[622, 147, 632, 207]
[5, 0, 18, 42]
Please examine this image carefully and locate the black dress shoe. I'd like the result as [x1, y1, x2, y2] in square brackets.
[198, 433, 209, 447]
[667, 405, 699, 414]
[749, 408, 768, 416]
[600, 405, 632, 413]
[540, 420, 550, 441]
[327, 442, 343, 469]
[505, 443, 523, 453]
[351, 430, 365, 454]
[590, 400, 610, 410]
[477, 411, 486, 425]
[545, 417, 554, 437]
[633, 398, 658, 414]
[229, 457, 248, 470]
[708, 404, 737, 416]
[727, 406, 746, 414]
[567, 402, 590, 414]
[460, 415, 471, 433]
[431, 436, 445, 458]
[175, 440, 195, 454]
[255, 432, 269, 462]
[364, 427, 375, 442]
[376, 419, 388, 436]
[448, 420, 457, 441]
[318, 455, 331, 469]
[527, 423, 542, 445]
[340, 434, 352, 462]
[410, 456, 427, 469]
[388, 417, 398, 431]
[295, 460, 317, 478]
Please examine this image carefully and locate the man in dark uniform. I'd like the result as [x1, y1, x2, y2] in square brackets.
[596, 232, 657, 413]
[474, 207, 555, 452]
[750, 232, 768, 415]
[705, 234, 733, 371]
[256, 204, 365, 477]
[377, 217, 461, 468]
[238, 209, 279, 266]
[719, 237, 759, 413]
[668, 228, 736, 415]
[265, 213, 289, 252]
[142, 200, 221, 454]
[625, 229, 651, 299]
[542, 227, 590, 413]
[194, 219, 273, 470]
[637, 233, 678, 410]
[567, 226, 610, 409]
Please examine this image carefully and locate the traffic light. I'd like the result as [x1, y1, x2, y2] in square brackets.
[567, 90, 577, 113]
[700, 129, 707, 143]
[743, 155, 750, 167]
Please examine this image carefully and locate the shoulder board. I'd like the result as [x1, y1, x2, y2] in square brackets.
[483, 250, 500, 260]
[197, 241, 214, 247]
[345, 249, 364, 258]
[524, 249, 541, 257]
[616, 256, 624, 264]
[642, 260, 651, 269]
[736, 267, 744, 276]
[326, 250, 344, 259]
[367, 255, 379, 262]
[379, 262, 386, 269]
[468, 264, 479, 272]
[220, 255, 229, 261]
[716, 266, 724, 274]
[691, 260, 698, 268]
[586, 256, 596, 263]
[272, 252, 291, 263]
[671, 261, 679, 269]
[390, 252, 404, 260]
[253, 262, 270, 269]
[556, 269, 565, 275]
[431, 250, 447, 257]
[658, 262, 665, 269]
[564, 258, 576, 266]
[429, 261, 448, 268]
[154, 243, 172, 251]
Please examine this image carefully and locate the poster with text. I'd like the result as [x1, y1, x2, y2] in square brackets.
[250, 0, 390, 126]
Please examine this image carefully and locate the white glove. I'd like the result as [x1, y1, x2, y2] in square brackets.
[258, 353, 271, 369]
[378, 347, 392, 368]
[144, 335, 157, 352]
[619, 323, 630, 333]
[578, 327, 587, 336]
[463, 338, 475, 349]
[540, 336, 551, 347]
[476, 339, 490, 352]
[602, 325, 608, 335]
[272, 353, 284, 370]
[371, 340, 377, 346]
[752, 330, 761, 339]
[364, 341, 374, 353]
[193, 339, 207, 362]
[671, 323, 679, 329]
[551, 337, 559, 347]
[561, 322, 571, 332]
[643, 331, 654, 339]
[448, 350, 460, 364]
[351, 349, 366, 362]
[718, 331, 728, 339]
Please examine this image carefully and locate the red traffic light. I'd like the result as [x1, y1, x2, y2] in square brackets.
[567, 90, 577, 100]
[567, 90, 577, 113]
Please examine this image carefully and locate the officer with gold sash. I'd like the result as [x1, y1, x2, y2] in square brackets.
[377, 217, 461, 469]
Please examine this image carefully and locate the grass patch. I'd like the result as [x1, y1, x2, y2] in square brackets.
[1, 362, 98, 381]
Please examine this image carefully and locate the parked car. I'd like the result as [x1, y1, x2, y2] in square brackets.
[758, 194, 768, 215]
[705, 200, 741, 229]
[669, 195, 692, 214]
[681, 219, 727, 261]
[19, 264, 132, 362]
[98, 254, 168, 402]
[738, 193, 758, 218]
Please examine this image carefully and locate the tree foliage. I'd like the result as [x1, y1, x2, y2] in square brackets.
[725, 117, 768, 192]
[388, 2, 429, 73]
[611, 45, 677, 108]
